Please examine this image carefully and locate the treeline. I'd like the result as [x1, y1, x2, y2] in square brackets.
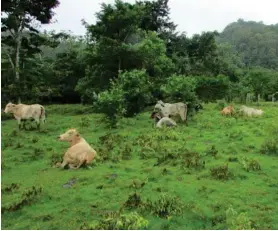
[1, 0, 278, 123]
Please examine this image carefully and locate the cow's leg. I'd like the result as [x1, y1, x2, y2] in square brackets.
[35, 118, 40, 129]
[68, 164, 78, 169]
[17, 119, 22, 130]
[60, 159, 68, 169]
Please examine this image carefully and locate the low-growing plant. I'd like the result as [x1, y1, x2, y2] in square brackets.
[206, 145, 218, 158]
[146, 193, 184, 219]
[1, 183, 20, 193]
[81, 211, 148, 230]
[226, 207, 252, 230]
[31, 136, 39, 143]
[210, 164, 230, 180]
[2, 186, 42, 214]
[15, 142, 24, 149]
[79, 117, 90, 128]
[239, 157, 261, 172]
[124, 192, 143, 209]
[50, 152, 63, 166]
[215, 100, 226, 110]
[260, 139, 278, 155]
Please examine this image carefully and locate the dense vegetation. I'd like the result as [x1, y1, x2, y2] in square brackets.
[2, 0, 278, 124]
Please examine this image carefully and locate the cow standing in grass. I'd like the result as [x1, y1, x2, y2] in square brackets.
[239, 105, 264, 117]
[154, 100, 188, 122]
[4, 102, 46, 129]
[57, 128, 97, 169]
[221, 105, 234, 116]
[150, 112, 177, 128]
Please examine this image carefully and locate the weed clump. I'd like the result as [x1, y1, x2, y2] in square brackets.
[206, 145, 218, 158]
[239, 157, 261, 172]
[81, 211, 148, 230]
[50, 152, 63, 166]
[79, 117, 91, 128]
[1, 183, 20, 193]
[31, 137, 39, 143]
[260, 139, 278, 156]
[146, 193, 184, 219]
[210, 164, 230, 180]
[226, 207, 252, 230]
[2, 186, 42, 213]
[124, 192, 143, 209]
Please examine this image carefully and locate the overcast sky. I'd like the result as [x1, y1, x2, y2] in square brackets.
[42, 0, 278, 37]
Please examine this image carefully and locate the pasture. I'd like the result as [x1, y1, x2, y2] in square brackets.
[1, 103, 278, 230]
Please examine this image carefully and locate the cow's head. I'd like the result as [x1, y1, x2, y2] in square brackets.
[150, 111, 161, 120]
[4, 102, 16, 113]
[58, 128, 80, 142]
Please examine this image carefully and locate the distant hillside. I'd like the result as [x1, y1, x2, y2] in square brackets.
[217, 19, 278, 70]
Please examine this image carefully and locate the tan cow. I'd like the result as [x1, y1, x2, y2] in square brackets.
[221, 105, 234, 116]
[4, 102, 46, 129]
[57, 129, 97, 169]
[150, 112, 177, 128]
[154, 100, 187, 122]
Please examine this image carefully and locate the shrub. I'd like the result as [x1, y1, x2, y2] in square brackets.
[206, 145, 218, 158]
[195, 75, 230, 103]
[239, 157, 261, 172]
[124, 192, 143, 209]
[81, 212, 148, 230]
[146, 193, 184, 219]
[160, 74, 198, 104]
[94, 70, 152, 126]
[260, 139, 278, 156]
[226, 207, 252, 230]
[210, 164, 230, 180]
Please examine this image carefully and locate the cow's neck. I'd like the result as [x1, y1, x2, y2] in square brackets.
[70, 136, 83, 146]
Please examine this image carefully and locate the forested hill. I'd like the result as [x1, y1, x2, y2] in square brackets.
[217, 19, 278, 70]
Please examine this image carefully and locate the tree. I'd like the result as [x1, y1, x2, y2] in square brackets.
[1, 0, 60, 101]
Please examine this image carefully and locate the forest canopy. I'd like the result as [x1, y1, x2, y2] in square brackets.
[2, 0, 278, 123]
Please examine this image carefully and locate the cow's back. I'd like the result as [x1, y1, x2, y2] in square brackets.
[20, 104, 42, 119]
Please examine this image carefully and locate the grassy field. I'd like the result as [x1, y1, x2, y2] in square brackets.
[1, 103, 278, 230]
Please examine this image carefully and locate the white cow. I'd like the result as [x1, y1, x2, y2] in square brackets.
[239, 105, 264, 117]
[154, 100, 187, 122]
[4, 102, 46, 129]
[150, 112, 177, 128]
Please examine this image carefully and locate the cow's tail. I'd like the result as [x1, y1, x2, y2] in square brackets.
[40, 106, 46, 124]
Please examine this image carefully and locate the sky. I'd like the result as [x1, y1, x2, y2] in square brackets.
[41, 0, 278, 37]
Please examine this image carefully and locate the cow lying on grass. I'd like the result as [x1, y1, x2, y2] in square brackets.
[57, 129, 97, 169]
[154, 100, 187, 122]
[239, 105, 264, 117]
[150, 112, 177, 128]
[221, 105, 234, 116]
[4, 102, 46, 129]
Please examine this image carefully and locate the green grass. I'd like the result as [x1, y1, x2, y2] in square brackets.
[1, 103, 278, 230]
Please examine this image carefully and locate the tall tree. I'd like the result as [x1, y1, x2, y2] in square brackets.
[1, 0, 59, 101]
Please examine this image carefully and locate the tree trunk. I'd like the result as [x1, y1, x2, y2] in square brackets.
[15, 33, 22, 103]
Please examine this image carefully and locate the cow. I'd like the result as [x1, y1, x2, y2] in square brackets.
[150, 112, 177, 128]
[154, 100, 187, 122]
[4, 102, 46, 129]
[56, 128, 97, 169]
[221, 105, 234, 116]
[239, 105, 264, 117]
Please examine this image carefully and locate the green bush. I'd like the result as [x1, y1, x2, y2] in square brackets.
[195, 75, 230, 103]
[161, 74, 198, 104]
[82, 212, 148, 230]
[226, 207, 252, 230]
[146, 193, 184, 219]
[94, 70, 152, 126]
